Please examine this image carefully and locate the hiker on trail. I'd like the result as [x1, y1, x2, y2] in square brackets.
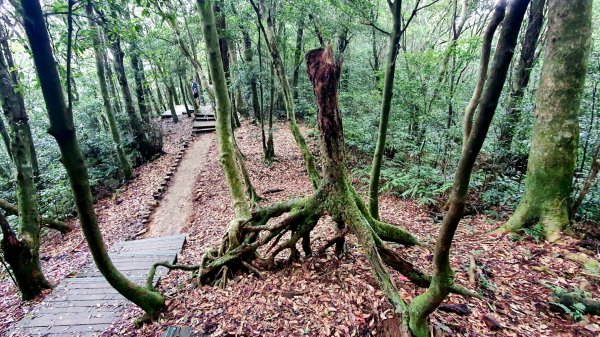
[192, 82, 199, 105]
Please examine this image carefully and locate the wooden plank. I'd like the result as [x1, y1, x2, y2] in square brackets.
[15, 234, 186, 336]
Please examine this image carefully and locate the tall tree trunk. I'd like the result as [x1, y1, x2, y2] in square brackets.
[178, 76, 191, 118]
[230, 47, 247, 116]
[166, 78, 179, 123]
[367, 0, 402, 220]
[257, 24, 268, 156]
[497, 0, 546, 155]
[0, 30, 50, 300]
[130, 49, 150, 123]
[503, 0, 593, 242]
[408, 1, 529, 335]
[20, 0, 164, 315]
[108, 35, 161, 161]
[197, 0, 251, 226]
[291, 18, 304, 100]
[462, 1, 507, 149]
[242, 27, 260, 122]
[86, 2, 133, 181]
[103, 48, 123, 115]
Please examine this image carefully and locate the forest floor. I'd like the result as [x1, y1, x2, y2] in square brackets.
[2, 117, 600, 337]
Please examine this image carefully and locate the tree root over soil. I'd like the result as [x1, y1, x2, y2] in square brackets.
[151, 46, 483, 335]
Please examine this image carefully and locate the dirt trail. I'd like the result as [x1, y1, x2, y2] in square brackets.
[147, 133, 214, 237]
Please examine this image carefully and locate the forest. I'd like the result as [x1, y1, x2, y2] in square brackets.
[0, 0, 599, 336]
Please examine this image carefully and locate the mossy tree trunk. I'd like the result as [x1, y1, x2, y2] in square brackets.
[408, 1, 529, 335]
[503, 0, 593, 242]
[86, 1, 133, 181]
[0, 30, 50, 300]
[367, 0, 402, 220]
[20, 0, 164, 315]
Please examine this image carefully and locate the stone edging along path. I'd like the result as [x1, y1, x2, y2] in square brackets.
[133, 135, 193, 238]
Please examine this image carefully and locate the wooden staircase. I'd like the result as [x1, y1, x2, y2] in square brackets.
[192, 106, 216, 134]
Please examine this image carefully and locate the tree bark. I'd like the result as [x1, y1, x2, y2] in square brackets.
[20, 0, 164, 315]
[503, 0, 593, 242]
[86, 1, 133, 181]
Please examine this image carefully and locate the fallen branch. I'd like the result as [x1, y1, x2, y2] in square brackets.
[0, 198, 71, 234]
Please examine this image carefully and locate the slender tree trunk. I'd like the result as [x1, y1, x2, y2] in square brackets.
[108, 35, 161, 161]
[497, 0, 546, 154]
[103, 49, 123, 115]
[0, 34, 50, 300]
[571, 142, 600, 217]
[153, 74, 166, 113]
[242, 30, 260, 122]
[165, 78, 179, 123]
[130, 50, 150, 123]
[230, 47, 247, 116]
[86, 2, 133, 180]
[462, 1, 507, 149]
[20, 0, 164, 314]
[503, 0, 593, 242]
[579, 82, 598, 172]
[265, 62, 275, 162]
[368, 1, 402, 220]
[197, 0, 251, 225]
[257, 24, 267, 156]
[291, 19, 304, 100]
[178, 76, 191, 118]
[408, 1, 529, 335]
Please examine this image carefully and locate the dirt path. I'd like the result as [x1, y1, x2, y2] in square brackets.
[146, 133, 214, 237]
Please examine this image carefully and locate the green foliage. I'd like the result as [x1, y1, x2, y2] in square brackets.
[519, 223, 545, 243]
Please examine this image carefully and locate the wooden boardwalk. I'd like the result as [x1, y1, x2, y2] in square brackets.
[161, 104, 193, 119]
[14, 234, 186, 337]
